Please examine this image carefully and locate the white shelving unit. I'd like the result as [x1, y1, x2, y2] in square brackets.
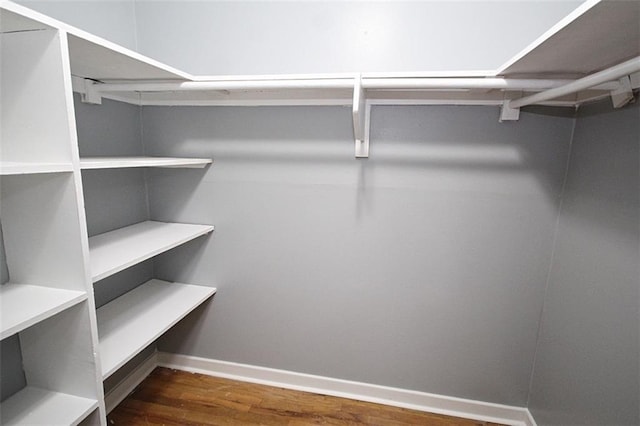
[1, 387, 98, 426]
[89, 221, 214, 282]
[0, 7, 217, 425]
[1, 5, 105, 424]
[80, 156, 212, 170]
[2, 0, 638, 423]
[98, 279, 216, 378]
[0, 284, 86, 339]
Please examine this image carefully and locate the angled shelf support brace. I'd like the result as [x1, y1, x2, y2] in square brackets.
[353, 74, 369, 158]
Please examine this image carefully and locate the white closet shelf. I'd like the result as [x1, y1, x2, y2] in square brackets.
[80, 156, 212, 170]
[0, 386, 98, 426]
[0, 161, 73, 175]
[97, 279, 216, 378]
[89, 220, 214, 282]
[0, 283, 86, 340]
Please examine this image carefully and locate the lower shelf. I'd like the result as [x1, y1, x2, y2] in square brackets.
[0, 386, 98, 426]
[0, 283, 87, 340]
[97, 279, 216, 379]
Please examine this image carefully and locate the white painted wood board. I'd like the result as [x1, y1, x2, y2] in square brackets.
[499, 0, 640, 76]
[97, 279, 216, 378]
[67, 34, 189, 81]
[0, 283, 86, 339]
[89, 221, 214, 282]
[0, 162, 73, 175]
[80, 156, 212, 170]
[0, 386, 97, 426]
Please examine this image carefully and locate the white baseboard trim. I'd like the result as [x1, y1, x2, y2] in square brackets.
[104, 351, 159, 414]
[157, 352, 536, 426]
[525, 408, 539, 426]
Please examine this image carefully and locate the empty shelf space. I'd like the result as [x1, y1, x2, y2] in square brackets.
[0, 283, 86, 340]
[80, 156, 212, 170]
[0, 386, 98, 426]
[88, 221, 214, 282]
[0, 161, 73, 175]
[97, 279, 216, 378]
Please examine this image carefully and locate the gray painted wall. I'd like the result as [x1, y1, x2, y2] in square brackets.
[142, 104, 574, 405]
[74, 94, 158, 393]
[528, 101, 640, 425]
[73, 93, 152, 309]
[0, 222, 27, 402]
[133, 0, 581, 75]
[15, 0, 138, 51]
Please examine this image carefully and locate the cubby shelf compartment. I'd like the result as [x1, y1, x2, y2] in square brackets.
[0, 162, 73, 175]
[0, 283, 86, 340]
[80, 156, 212, 170]
[0, 386, 98, 426]
[97, 279, 216, 378]
[89, 221, 214, 282]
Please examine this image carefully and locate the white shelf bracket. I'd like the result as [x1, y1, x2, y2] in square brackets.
[500, 91, 522, 122]
[81, 78, 103, 105]
[352, 74, 369, 158]
[610, 76, 634, 108]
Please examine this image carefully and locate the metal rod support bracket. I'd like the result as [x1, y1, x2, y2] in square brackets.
[500, 91, 522, 122]
[353, 74, 369, 158]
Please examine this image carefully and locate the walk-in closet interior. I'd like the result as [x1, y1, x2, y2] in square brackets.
[0, 0, 638, 425]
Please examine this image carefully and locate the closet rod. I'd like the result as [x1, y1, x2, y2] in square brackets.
[361, 78, 616, 91]
[509, 56, 640, 109]
[95, 79, 354, 92]
[94, 78, 618, 93]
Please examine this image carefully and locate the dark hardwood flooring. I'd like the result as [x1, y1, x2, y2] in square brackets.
[108, 367, 505, 425]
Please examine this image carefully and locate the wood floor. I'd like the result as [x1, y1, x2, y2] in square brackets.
[108, 368, 505, 425]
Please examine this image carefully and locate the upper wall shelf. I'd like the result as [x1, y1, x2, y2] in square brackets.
[2, 0, 639, 158]
[3, 0, 637, 105]
[497, 0, 640, 77]
[0, 1, 188, 81]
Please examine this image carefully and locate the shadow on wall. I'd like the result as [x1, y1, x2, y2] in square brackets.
[143, 104, 575, 222]
[141, 103, 577, 405]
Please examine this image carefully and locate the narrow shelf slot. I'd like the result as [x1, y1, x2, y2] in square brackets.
[0, 283, 87, 340]
[80, 156, 212, 170]
[0, 162, 73, 175]
[97, 279, 216, 378]
[88, 221, 214, 282]
[0, 386, 98, 426]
